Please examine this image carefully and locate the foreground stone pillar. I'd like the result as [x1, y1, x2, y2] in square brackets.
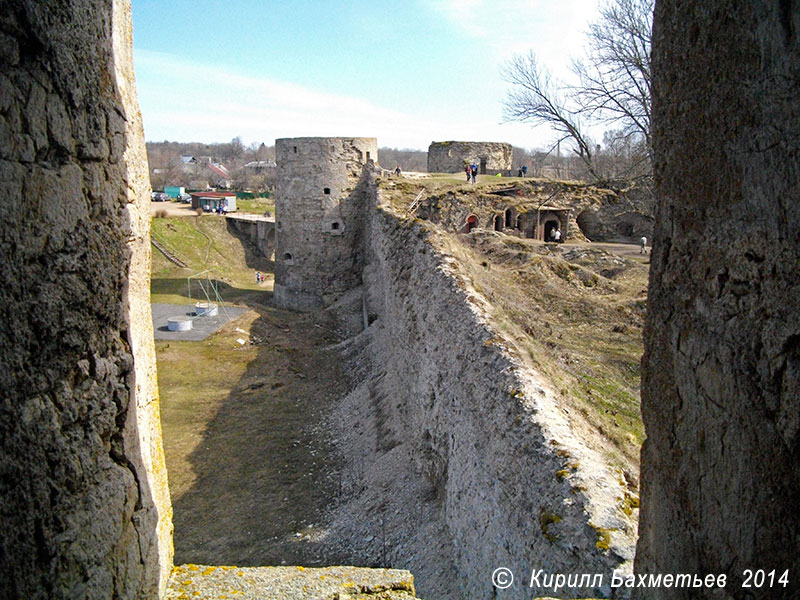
[0, 1, 173, 598]
[636, 2, 799, 598]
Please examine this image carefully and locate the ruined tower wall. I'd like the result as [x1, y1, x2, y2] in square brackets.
[635, 2, 800, 597]
[274, 137, 377, 310]
[0, 2, 173, 597]
[427, 141, 512, 174]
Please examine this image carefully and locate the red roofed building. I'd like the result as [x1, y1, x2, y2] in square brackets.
[190, 191, 237, 213]
[208, 162, 232, 188]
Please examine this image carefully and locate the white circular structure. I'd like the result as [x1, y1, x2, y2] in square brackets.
[194, 302, 218, 317]
[167, 316, 193, 332]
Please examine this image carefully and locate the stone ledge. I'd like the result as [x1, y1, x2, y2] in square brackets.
[167, 564, 419, 599]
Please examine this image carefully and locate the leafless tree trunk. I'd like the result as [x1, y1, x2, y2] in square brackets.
[501, 53, 601, 180]
[502, 0, 653, 182]
[573, 0, 653, 150]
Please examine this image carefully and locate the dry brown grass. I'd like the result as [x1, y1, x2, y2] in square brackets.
[436, 229, 648, 473]
[156, 305, 347, 567]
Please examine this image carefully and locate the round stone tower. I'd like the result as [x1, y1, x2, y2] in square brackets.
[274, 137, 378, 310]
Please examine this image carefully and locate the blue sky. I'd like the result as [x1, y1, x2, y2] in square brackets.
[132, 0, 600, 150]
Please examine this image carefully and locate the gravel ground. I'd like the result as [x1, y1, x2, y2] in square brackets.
[167, 564, 419, 599]
[150, 200, 199, 217]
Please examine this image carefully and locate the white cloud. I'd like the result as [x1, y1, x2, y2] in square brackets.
[134, 50, 552, 150]
[429, 0, 599, 75]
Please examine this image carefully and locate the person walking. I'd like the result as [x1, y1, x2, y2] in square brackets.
[522, 165, 528, 177]
[640, 236, 648, 254]
[553, 228, 562, 243]
[470, 163, 478, 184]
[464, 164, 471, 182]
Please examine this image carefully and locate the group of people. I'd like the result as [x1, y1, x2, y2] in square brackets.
[550, 228, 562, 243]
[463, 163, 530, 182]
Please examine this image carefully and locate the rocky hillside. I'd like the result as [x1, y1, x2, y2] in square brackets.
[381, 175, 654, 243]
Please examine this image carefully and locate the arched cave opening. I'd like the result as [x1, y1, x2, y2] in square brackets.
[544, 219, 559, 241]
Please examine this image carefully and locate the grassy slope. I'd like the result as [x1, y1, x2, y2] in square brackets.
[150, 215, 272, 305]
[437, 230, 647, 475]
[236, 196, 275, 215]
[156, 308, 345, 566]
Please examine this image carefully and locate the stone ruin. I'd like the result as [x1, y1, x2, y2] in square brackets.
[427, 141, 513, 175]
[0, 1, 172, 597]
[461, 204, 572, 241]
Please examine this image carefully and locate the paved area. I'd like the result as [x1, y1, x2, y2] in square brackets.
[152, 303, 250, 341]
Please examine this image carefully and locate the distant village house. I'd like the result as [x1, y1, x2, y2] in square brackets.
[244, 160, 276, 173]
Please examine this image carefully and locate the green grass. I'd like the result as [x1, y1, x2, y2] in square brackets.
[150, 216, 273, 305]
[156, 306, 346, 566]
[152, 217, 343, 565]
[236, 196, 275, 214]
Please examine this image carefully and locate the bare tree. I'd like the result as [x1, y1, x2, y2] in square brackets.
[147, 148, 185, 190]
[501, 54, 600, 180]
[502, 0, 653, 181]
[573, 0, 653, 148]
[379, 147, 427, 172]
[596, 128, 650, 180]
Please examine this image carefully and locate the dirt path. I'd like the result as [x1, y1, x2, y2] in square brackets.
[157, 300, 351, 567]
[150, 200, 198, 217]
[561, 240, 651, 261]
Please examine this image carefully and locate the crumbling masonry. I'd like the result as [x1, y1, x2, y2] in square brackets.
[273, 137, 377, 310]
[427, 141, 512, 175]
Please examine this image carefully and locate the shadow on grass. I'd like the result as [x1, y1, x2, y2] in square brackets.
[151, 277, 273, 308]
[160, 306, 351, 567]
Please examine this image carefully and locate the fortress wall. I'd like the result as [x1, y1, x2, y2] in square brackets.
[274, 137, 377, 310]
[226, 217, 276, 259]
[0, 2, 172, 598]
[427, 141, 512, 174]
[635, 2, 800, 597]
[354, 180, 637, 598]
